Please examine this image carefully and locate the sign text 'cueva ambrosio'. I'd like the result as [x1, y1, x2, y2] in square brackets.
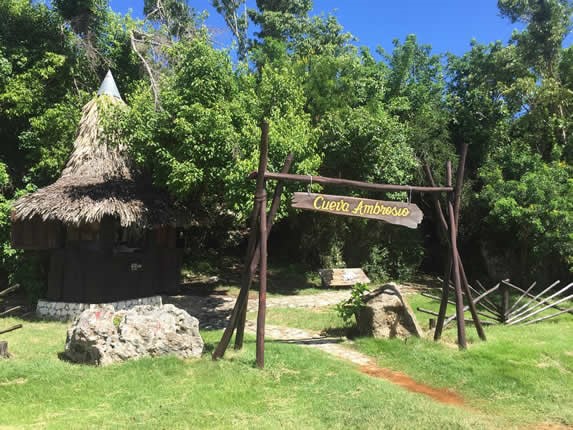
[291, 192, 423, 229]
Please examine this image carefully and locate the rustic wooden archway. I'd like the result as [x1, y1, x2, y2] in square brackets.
[212, 122, 485, 368]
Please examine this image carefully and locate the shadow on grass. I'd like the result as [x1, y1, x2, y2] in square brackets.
[270, 337, 345, 346]
[182, 260, 327, 297]
[164, 292, 233, 330]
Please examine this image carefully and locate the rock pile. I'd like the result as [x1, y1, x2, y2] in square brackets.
[64, 304, 203, 365]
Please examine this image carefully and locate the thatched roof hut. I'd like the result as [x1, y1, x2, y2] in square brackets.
[11, 72, 181, 303]
[12, 71, 174, 228]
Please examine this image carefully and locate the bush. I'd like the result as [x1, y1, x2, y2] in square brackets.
[335, 282, 370, 324]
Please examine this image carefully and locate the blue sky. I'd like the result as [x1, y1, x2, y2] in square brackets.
[109, 0, 570, 57]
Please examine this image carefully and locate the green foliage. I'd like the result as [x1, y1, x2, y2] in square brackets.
[498, 0, 573, 78]
[383, 35, 453, 177]
[144, 0, 198, 38]
[19, 95, 84, 185]
[335, 282, 370, 324]
[0, 167, 17, 281]
[0, 181, 45, 302]
[319, 237, 346, 269]
[363, 245, 390, 282]
[212, 0, 249, 60]
[0, 0, 571, 290]
[478, 145, 573, 273]
[319, 106, 416, 185]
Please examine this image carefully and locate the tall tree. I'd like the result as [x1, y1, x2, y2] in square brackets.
[212, 0, 249, 60]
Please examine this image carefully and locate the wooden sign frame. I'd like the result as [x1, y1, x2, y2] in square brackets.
[213, 122, 486, 368]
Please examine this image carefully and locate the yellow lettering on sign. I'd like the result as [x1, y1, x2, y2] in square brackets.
[313, 195, 324, 210]
[313, 195, 410, 217]
[352, 201, 363, 215]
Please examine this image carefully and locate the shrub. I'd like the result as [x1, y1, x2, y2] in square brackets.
[335, 282, 370, 324]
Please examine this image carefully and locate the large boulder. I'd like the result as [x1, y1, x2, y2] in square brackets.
[356, 283, 423, 339]
[64, 304, 204, 365]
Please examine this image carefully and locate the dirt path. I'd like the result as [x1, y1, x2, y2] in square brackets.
[243, 321, 466, 407]
[165, 290, 351, 329]
[168, 288, 467, 407]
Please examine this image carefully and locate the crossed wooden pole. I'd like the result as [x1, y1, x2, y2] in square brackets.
[212, 124, 485, 368]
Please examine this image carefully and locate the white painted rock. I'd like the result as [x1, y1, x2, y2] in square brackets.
[64, 304, 203, 365]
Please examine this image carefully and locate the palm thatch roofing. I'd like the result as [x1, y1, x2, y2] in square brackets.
[12, 71, 175, 228]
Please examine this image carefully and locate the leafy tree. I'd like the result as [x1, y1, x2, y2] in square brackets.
[478, 144, 573, 277]
[212, 0, 249, 60]
[382, 35, 453, 179]
[498, 0, 572, 78]
[143, 0, 198, 39]
[250, 0, 312, 42]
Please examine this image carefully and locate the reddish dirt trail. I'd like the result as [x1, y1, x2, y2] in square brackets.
[359, 364, 466, 406]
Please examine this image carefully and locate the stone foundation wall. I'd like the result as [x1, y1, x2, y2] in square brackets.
[36, 296, 163, 321]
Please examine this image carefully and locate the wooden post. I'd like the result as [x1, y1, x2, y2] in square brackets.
[453, 143, 468, 227]
[0, 324, 22, 335]
[446, 160, 467, 349]
[0, 341, 7, 358]
[448, 200, 467, 349]
[457, 262, 487, 340]
[256, 186, 268, 368]
[212, 121, 269, 361]
[422, 163, 451, 341]
[500, 283, 510, 323]
[434, 256, 452, 341]
[451, 145, 487, 341]
[234, 154, 294, 350]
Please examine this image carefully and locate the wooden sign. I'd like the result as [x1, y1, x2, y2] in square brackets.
[292, 192, 423, 229]
[319, 268, 371, 287]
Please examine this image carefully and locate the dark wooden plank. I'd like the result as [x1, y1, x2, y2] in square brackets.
[252, 172, 453, 194]
[61, 248, 84, 302]
[0, 324, 22, 335]
[292, 193, 423, 229]
[0, 284, 20, 297]
[46, 250, 64, 300]
[84, 251, 105, 302]
[0, 306, 22, 317]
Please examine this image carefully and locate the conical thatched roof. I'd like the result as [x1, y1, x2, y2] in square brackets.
[12, 71, 175, 228]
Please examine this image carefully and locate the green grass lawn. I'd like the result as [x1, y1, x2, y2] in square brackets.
[0, 317, 507, 430]
[354, 318, 573, 427]
[247, 295, 573, 428]
[247, 305, 347, 333]
[1, 290, 572, 429]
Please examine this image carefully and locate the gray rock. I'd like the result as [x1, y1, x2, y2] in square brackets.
[64, 304, 203, 365]
[356, 283, 423, 339]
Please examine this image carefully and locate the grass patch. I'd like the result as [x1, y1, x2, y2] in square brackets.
[249, 294, 573, 427]
[353, 311, 573, 426]
[248, 305, 348, 333]
[1, 316, 510, 429]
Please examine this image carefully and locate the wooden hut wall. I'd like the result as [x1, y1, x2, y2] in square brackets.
[11, 217, 64, 250]
[45, 224, 182, 303]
